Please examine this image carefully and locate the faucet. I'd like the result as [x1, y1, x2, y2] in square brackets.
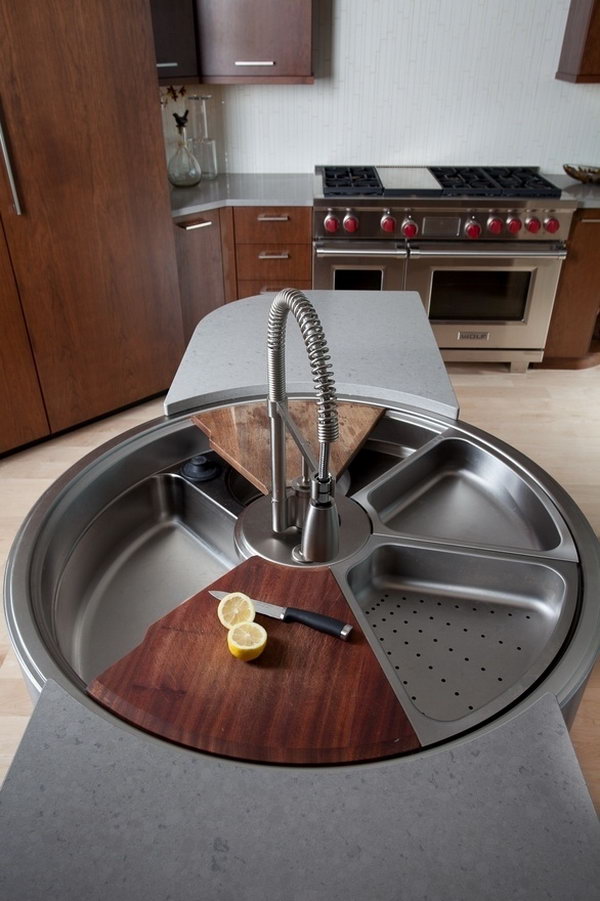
[267, 288, 339, 563]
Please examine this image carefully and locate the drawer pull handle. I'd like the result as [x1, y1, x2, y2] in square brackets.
[257, 214, 290, 222]
[178, 220, 213, 230]
[235, 60, 275, 67]
[258, 252, 289, 260]
[156, 62, 179, 68]
[581, 219, 600, 224]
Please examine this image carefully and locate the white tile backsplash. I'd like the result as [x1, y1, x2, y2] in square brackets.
[164, 0, 600, 174]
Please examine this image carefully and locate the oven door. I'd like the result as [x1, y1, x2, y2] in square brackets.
[313, 241, 408, 291]
[406, 243, 567, 350]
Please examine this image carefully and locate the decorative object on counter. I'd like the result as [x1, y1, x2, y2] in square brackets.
[563, 164, 600, 184]
[167, 110, 201, 187]
[188, 94, 218, 180]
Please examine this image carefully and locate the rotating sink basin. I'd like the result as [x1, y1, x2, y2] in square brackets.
[4, 400, 600, 759]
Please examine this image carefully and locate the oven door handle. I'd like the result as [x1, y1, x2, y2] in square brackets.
[408, 246, 567, 260]
[314, 247, 408, 258]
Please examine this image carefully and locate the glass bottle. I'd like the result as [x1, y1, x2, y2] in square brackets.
[167, 111, 201, 187]
[196, 95, 218, 180]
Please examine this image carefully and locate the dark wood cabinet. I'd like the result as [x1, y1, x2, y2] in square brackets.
[174, 210, 228, 341]
[150, 0, 199, 84]
[556, 0, 600, 82]
[0, 223, 49, 453]
[0, 0, 184, 448]
[196, 0, 314, 83]
[232, 206, 312, 299]
[542, 209, 600, 367]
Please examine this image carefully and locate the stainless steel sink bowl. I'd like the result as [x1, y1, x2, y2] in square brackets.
[4, 401, 600, 757]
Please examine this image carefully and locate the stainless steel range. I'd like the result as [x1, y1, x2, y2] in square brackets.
[313, 165, 576, 372]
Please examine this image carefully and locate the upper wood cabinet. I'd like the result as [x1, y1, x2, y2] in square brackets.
[195, 0, 314, 83]
[0, 0, 184, 445]
[556, 0, 600, 82]
[150, 0, 199, 84]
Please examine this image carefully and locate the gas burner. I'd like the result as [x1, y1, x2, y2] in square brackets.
[484, 167, 562, 198]
[429, 166, 503, 197]
[321, 165, 383, 196]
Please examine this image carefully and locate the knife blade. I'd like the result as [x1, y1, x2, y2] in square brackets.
[208, 590, 353, 640]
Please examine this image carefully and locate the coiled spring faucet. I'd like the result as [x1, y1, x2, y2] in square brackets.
[267, 289, 339, 563]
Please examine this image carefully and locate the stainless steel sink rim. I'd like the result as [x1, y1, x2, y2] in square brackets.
[4, 398, 600, 762]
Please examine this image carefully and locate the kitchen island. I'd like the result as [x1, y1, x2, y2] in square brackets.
[2, 291, 600, 899]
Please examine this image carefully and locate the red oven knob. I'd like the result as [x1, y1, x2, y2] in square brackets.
[544, 216, 560, 234]
[525, 216, 541, 234]
[401, 218, 418, 238]
[487, 217, 503, 235]
[380, 213, 397, 233]
[506, 217, 522, 234]
[343, 212, 359, 233]
[465, 219, 482, 239]
[323, 213, 340, 234]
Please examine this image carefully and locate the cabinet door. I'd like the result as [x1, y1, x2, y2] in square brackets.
[0, 0, 184, 433]
[174, 213, 225, 342]
[544, 211, 600, 359]
[556, 0, 600, 82]
[150, 0, 199, 83]
[196, 0, 313, 82]
[0, 223, 49, 452]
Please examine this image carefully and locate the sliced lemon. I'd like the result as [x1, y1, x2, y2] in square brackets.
[217, 591, 255, 629]
[227, 622, 267, 661]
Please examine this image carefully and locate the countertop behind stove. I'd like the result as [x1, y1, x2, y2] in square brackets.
[169, 171, 600, 218]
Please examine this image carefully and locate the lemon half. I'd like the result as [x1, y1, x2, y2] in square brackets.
[217, 591, 255, 629]
[227, 622, 267, 661]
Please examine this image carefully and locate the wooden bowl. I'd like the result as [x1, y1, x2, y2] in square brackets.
[563, 164, 600, 184]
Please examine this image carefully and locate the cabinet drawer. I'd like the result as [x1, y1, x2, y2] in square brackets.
[234, 206, 311, 243]
[236, 279, 312, 300]
[236, 243, 311, 280]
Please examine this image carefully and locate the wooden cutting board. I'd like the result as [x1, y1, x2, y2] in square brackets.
[192, 400, 384, 495]
[88, 556, 420, 765]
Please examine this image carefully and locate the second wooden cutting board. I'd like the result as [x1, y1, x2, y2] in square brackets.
[192, 399, 384, 494]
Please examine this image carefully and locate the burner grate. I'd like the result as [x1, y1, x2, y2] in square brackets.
[322, 165, 383, 196]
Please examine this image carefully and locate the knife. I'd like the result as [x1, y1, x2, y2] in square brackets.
[208, 590, 353, 640]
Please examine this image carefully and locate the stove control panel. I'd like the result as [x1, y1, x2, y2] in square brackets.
[315, 206, 573, 241]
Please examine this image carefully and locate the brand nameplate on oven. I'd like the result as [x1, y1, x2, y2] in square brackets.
[458, 330, 490, 341]
[422, 216, 461, 238]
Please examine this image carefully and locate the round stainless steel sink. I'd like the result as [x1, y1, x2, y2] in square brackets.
[4, 398, 600, 757]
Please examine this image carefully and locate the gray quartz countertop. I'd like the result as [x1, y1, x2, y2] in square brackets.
[1, 681, 599, 901]
[169, 170, 600, 217]
[170, 172, 315, 216]
[165, 290, 459, 420]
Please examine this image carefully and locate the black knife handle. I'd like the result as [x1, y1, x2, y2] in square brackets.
[283, 608, 353, 640]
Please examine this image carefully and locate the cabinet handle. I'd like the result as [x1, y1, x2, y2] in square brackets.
[580, 219, 600, 224]
[0, 115, 22, 215]
[234, 60, 275, 66]
[156, 62, 179, 68]
[257, 214, 290, 222]
[258, 251, 289, 259]
[178, 220, 213, 230]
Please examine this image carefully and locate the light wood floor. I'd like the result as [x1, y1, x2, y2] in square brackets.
[1, 365, 599, 810]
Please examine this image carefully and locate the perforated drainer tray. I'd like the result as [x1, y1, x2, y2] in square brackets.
[340, 540, 579, 740]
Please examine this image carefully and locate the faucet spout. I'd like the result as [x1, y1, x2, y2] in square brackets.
[267, 289, 339, 563]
